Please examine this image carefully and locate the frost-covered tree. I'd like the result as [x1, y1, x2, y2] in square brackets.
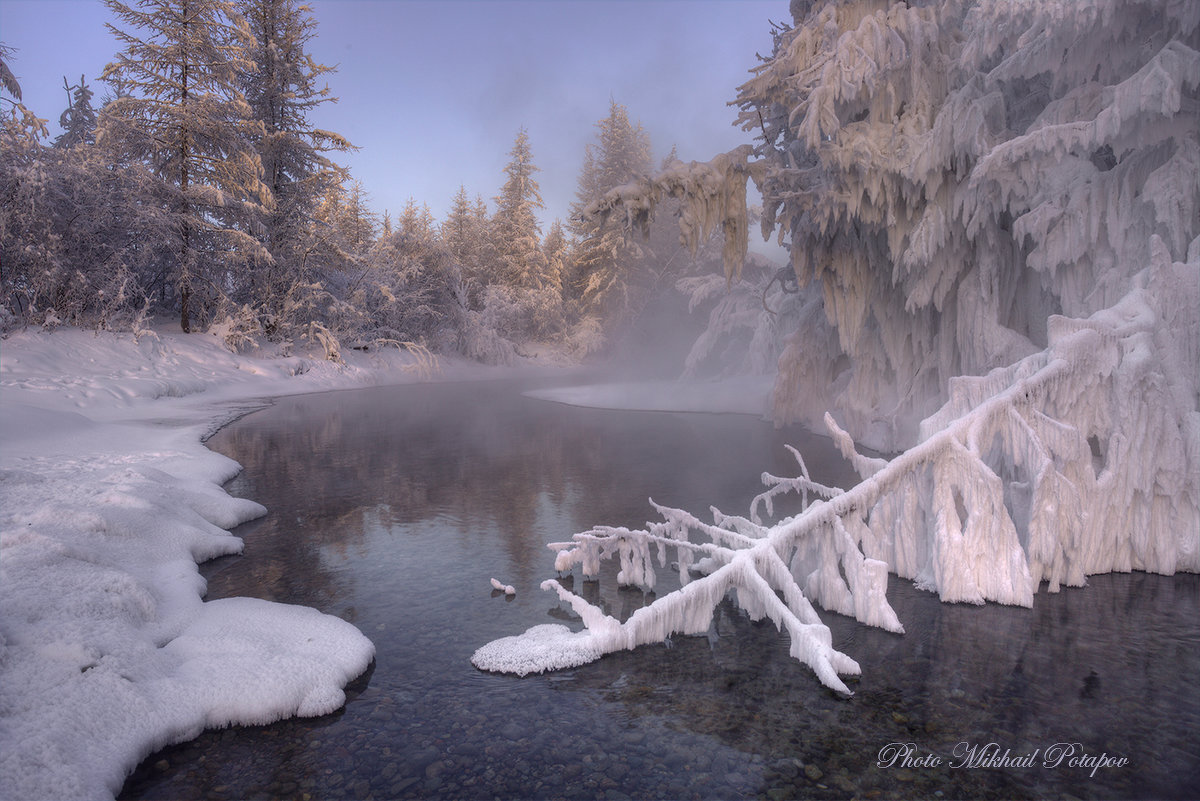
[1, 47, 167, 331]
[474, 129, 570, 343]
[352, 198, 459, 346]
[1, 129, 173, 330]
[53, 75, 97, 149]
[100, 0, 270, 332]
[330, 178, 377, 260]
[237, 0, 352, 306]
[568, 100, 653, 321]
[489, 128, 549, 290]
[735, 0, 1200, 449]
[541, 219, 570, 297]
[441, 185, 490, 304]
[0, 44, 48, 142]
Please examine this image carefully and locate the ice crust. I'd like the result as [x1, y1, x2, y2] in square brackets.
[0, 328, 452, 800]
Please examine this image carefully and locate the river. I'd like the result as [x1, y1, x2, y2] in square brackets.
[120, 377, 1200, 800]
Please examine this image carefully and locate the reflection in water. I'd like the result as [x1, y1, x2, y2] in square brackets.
[121, 379, 1199, 800]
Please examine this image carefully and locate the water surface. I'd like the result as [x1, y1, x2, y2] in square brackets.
[121, 378, 1200, 800]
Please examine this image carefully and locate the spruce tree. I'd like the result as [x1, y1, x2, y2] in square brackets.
[53, 75, 97, 149]
[100, 0, 269, 332]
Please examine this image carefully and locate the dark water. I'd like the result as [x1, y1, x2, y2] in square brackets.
[121, 378, 1200, 801]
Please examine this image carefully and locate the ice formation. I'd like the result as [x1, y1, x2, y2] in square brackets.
[474, 239, 1198, 691]
[491, 577, 516, 595]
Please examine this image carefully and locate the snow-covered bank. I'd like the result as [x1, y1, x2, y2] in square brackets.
[0, 327, 487, 800]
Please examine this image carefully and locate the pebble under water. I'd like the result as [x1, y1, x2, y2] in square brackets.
[120, 378, 1200, 800]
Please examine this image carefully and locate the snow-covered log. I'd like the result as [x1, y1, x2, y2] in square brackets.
[474, 239, 1198, 692]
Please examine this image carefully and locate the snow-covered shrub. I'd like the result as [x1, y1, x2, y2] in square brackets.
[303, 320, 342, 363]
[0, 135, 172, 330]
[208, 302, 262, 353]
[372, 338, 440, 381]
[564, 313, 607, 360]
[456, 307, 517, 366]
[356, 232, 460, 345]
[480, 284, 567, 342]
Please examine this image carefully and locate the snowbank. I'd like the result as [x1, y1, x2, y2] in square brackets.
[0, 327, 468, 800]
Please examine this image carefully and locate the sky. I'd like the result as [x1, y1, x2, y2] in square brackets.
[0, 0, 789, 241]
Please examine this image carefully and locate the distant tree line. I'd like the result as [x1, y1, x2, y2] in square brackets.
[0, 0, 717, 362]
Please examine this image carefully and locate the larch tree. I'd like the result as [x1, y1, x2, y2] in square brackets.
[100, 0, 271, 333]
[236, 0, 352, 309]
[489, 128, 548, 290]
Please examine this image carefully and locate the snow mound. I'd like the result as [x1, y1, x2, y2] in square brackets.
[471, 624, 603, 676]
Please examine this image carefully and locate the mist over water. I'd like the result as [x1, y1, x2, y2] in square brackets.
[121, 378, 1199, 800]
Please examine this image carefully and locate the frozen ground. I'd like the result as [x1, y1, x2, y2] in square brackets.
[0, 325, 771, 800]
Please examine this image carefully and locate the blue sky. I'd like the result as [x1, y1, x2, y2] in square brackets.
[1, 0, 787, 236]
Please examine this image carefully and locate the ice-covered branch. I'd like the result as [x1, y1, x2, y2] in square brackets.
[474, 240, 1198, 693]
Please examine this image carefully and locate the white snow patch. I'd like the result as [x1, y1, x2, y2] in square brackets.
[471, 624, 603, 676]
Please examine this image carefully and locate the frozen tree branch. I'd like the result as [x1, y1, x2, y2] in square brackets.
[474, 238, 1198, 693]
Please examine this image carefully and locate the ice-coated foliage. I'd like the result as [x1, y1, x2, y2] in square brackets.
[677, 254, 801, 379]
[588, 0, 1198, 451]
[586, 145, 764, 291]
[744, 0, 1200, 450]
